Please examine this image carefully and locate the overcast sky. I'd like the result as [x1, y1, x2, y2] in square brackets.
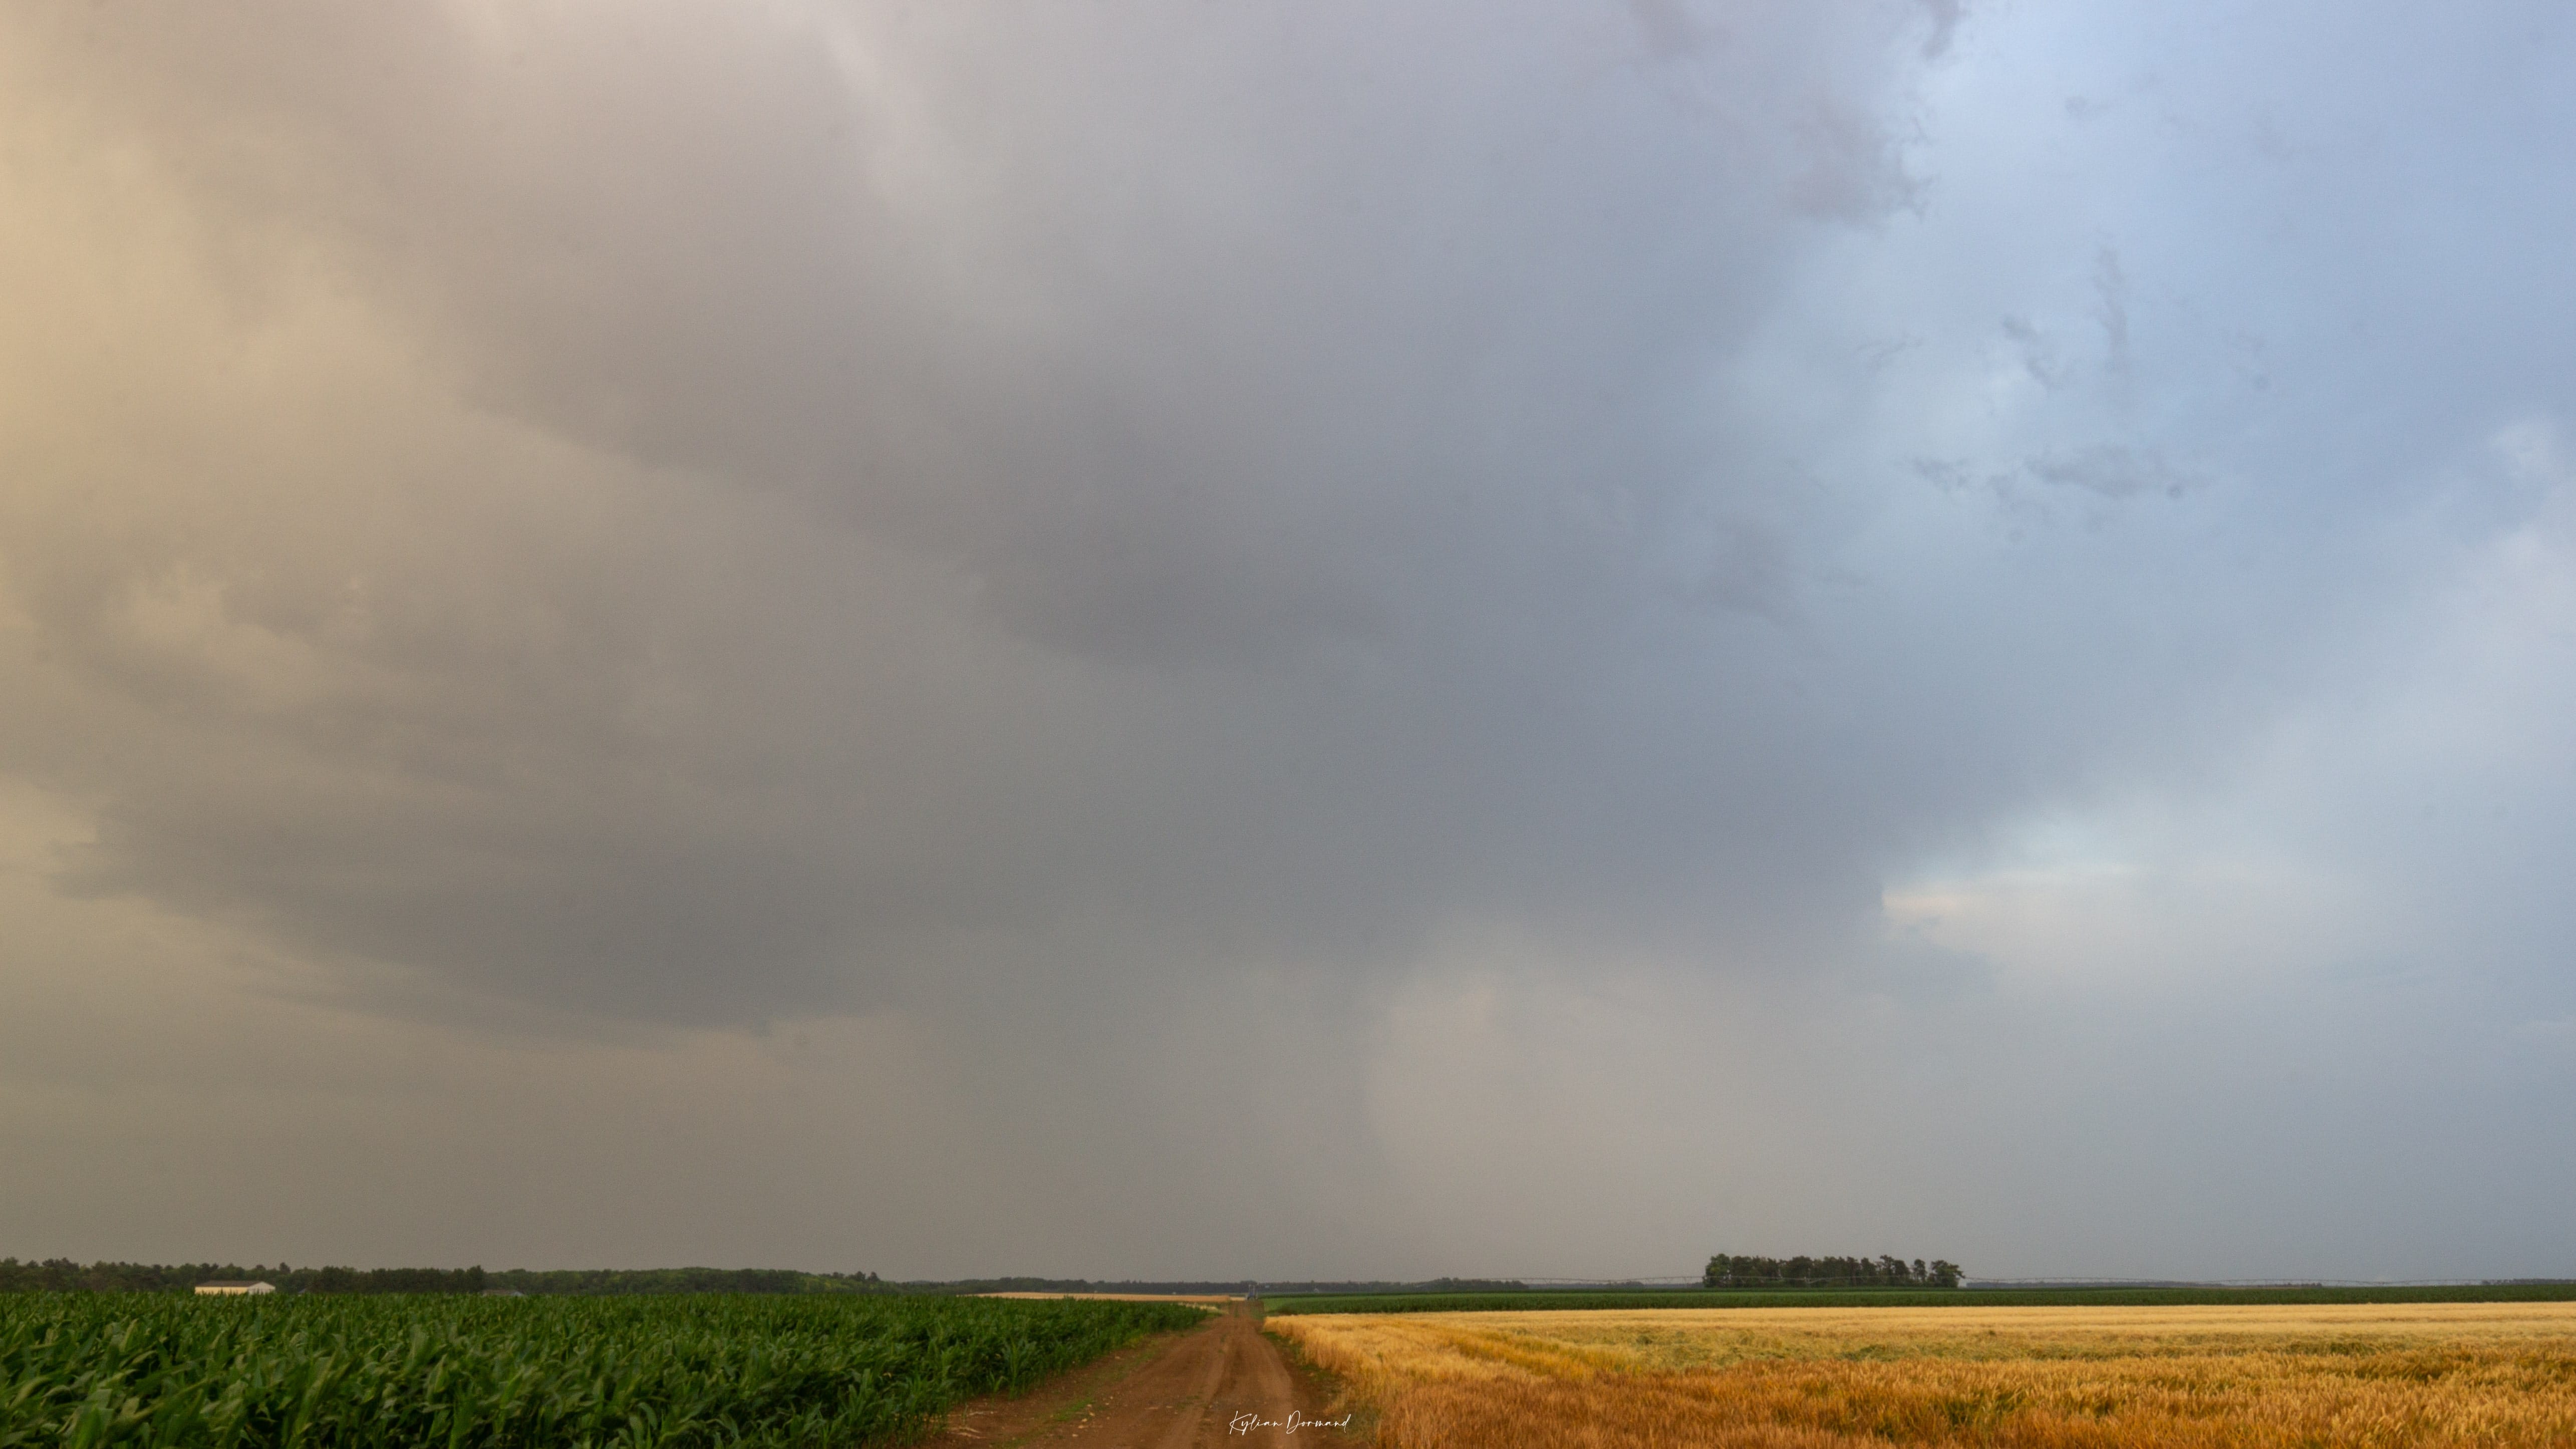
[4, 0, 2572, 1283]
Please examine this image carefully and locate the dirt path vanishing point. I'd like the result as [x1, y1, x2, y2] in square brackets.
[939, 1301, 1355, 1447]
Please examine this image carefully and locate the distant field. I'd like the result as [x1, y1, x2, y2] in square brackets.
[1268, 1302, 2576, 1447]
[1264, 1283, 2576, 1314]
[975, 1291, 1236, 1304]
[0, 1292, 1206, 1446]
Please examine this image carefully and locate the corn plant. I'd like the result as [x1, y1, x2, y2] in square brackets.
[0, 1292, 1203, 1447]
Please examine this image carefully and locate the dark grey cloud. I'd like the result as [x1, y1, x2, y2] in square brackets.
[4, 0, 2575, 1278]
[6, 0, 1965, 1020]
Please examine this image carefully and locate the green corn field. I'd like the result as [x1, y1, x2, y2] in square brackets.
[0, 1292, 1208, 1447]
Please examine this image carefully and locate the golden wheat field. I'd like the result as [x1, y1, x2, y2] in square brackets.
[1266, 1303, 2576, 1448]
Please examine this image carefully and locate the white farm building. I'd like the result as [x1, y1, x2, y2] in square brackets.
[194, 1281, 276, 1296]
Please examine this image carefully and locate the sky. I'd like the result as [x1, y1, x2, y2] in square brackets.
[2, 0, 2572, 1283]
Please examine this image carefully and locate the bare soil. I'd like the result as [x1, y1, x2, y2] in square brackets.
[938, 1300, 1356, 1447]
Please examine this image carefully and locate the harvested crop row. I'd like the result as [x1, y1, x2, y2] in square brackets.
[1268, 1303, 2576, 1447]
[0, 1292, 1206, 1446]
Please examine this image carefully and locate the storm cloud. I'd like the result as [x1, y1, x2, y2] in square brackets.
[3, 0, 2572, 1281]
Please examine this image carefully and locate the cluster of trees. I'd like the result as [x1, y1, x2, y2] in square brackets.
[0, 1259, 893, 1296]
[1703, 1254, 1962, 1289]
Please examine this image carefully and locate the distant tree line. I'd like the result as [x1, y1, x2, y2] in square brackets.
[0, 1259, 893, 1296]
[0, 1260, 487, 1294]
[485, 1268, 890, 1296]
[1703, 1254, 1962, 1289]
[4, 1261, 1624, 1298]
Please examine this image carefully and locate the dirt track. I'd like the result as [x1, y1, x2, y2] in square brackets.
[940, 1301, 1354, 1446]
